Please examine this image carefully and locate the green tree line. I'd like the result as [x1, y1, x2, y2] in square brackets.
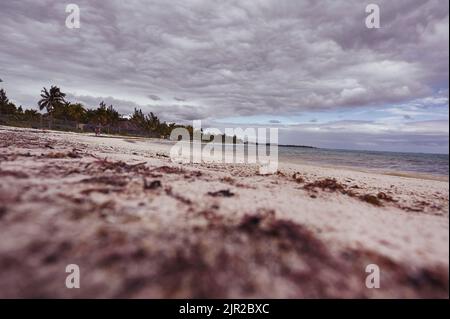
[0, 85, 191, 138]
[0, 85, 242, 142]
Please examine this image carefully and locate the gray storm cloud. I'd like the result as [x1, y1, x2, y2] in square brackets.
[0, 0, 448, 152]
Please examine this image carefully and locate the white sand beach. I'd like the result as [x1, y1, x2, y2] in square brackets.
[0, 126, 448, 298]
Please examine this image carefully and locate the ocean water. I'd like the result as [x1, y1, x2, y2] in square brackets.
[176, 141, 449, 177]
[278, 146, 449, 177]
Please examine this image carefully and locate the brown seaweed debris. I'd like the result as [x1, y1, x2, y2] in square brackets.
[341, 249, 449, 298]
[165, 187, 192, 205]
[237, 213, 329, 257]
[377, 192, 395, 202]
[62, 149, 81, 158]
[189, 171, 203, 177]
[0, 206, 7, 219]
[357, 192, 396, 207]
[156, 153, 169, 158]
[196, 209, 223, 223]
[0, 169, 29, 179]
[143, 179, 162, 190]
[91, 157, 147, 173]
[63, 168, 81, 176]
[42, 149, 81, 159]
[153, 213, 335, 298]
[359, 194, 382, 206]
[207, 189, 235, 197]
[151, 165, 184, 174]
[292, 172, 305, 183]
[220, 176, 235, 184]
[41, 152, 67, 159]
[80, 176, 128, 187]
[80, 187, 123, 195]
[304, 178, 345, 192]
[401, 200, 436, 213]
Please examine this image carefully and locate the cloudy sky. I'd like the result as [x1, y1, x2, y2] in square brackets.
[0, 0, 448, 153]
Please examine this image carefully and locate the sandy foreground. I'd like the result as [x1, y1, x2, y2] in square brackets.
[0, 126, 448, 298]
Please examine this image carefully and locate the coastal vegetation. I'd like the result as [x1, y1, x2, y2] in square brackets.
[0, 86, 246, 144]
[0, 86, 193, 138]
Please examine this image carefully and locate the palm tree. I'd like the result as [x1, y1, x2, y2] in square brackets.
[38, 86, 66, 128]
[106, 105, 120, 133]
[131, 108, 145, 126]
[67, 103, 87, 129]
[95, 101, 108, 126]
[0, 88, 9, 115]
[0, 88, 9, 106]
[146, 112, 160, 132]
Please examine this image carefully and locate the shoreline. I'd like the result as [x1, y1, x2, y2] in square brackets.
[7, 125, 449, 182]
[0, 126, 448, 298]
[279, 157, 449, 182]
[65, 128, 448, 182]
